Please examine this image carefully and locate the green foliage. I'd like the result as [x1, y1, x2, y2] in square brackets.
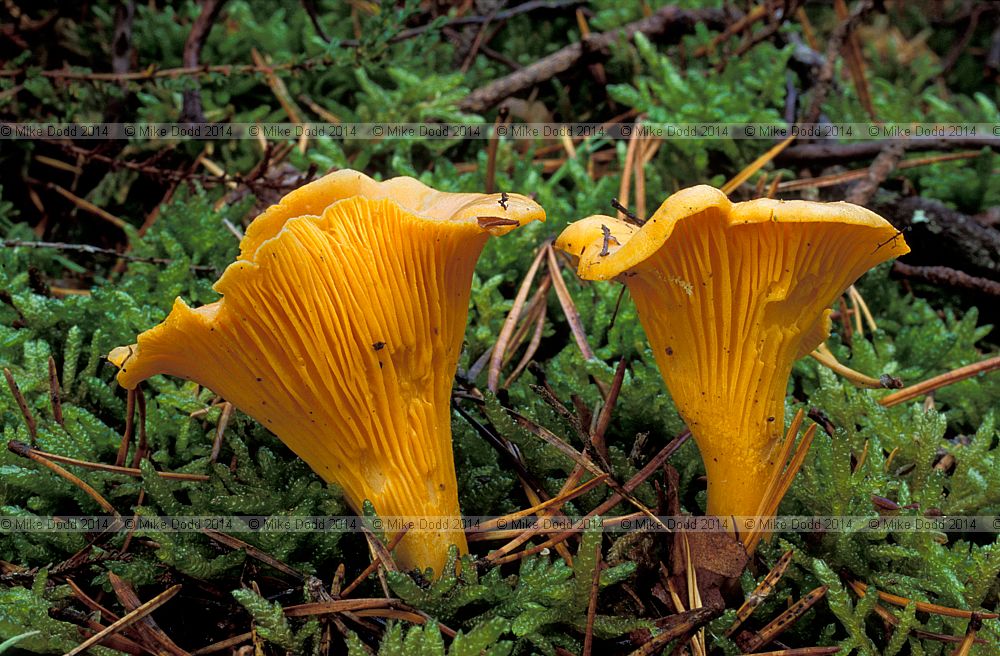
[232, 587, 320, 651]
[347, 619, 513, 656]
[2, 1, 1000, 654]
[0, 571, 116, 655]
[607, 31, 790, 186]
[387, 525, 647, 655]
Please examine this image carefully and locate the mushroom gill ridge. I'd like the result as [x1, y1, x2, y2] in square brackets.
[110, 185, 545, 575]
[557, 186, 909, 520]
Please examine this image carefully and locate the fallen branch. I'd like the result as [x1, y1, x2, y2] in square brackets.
[2, 239, 218, 274]
[872, 195, 1000, 280]
[878, 355, 1000, 408]
[459, 5, 731, 112]
[0, 2, 585, 83]
[844, 141, 905, 205]
[777, 137, 1000, 166]
[892, 262, 1000, 298]
[7, 440, 209, 481]
[803, 0, 874, 124]
[64, 585, 181, 656]
[180, 0, 228, 123]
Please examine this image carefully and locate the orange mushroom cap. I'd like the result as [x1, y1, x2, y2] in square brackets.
[556, 186, 908, 520]
[109, 170, 545, 575]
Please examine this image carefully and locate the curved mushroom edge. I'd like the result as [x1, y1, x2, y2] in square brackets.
[240, 168, 545, 260]
[109, 193, 544, 390]
[555, 186, 910, 281]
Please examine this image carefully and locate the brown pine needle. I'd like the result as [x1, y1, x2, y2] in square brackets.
[485, 107, 508, 193]
[721, 134, 796, 195]
[475, 511, 643, 541]
[7, 439, 208, 481]
[116, 387, 136, 466]
[49, 286, 92, 297]
[519, 465, 590, 563]
[745, 423, 818, 553]
[47, 356, 64, 426]
[591, 357, 626, 463]
[297, 93, 341, 123]
[503, 298, 548, 388]
[848, 582, 991, 646]
[765, 425, 818, 516]
[73, 617, 150, 654]
[209, 402, 234, 463]
[284, 598, 405, 617]
[809, 343, 894, 389]
[633, 138, 659, 223]
[47, 181, 130, 232]
[3, 367, 37, 442]
[755, 172, 770, 198]
[354, 609, 457, 637]
[203, 529, 305, 580]
[766, 171, 783, 198]
[777, 151, 981, 192]
[741, 585, 828, 652]
[107, 572, 188, 656]
[506, 409, 605, 478]
[488, 244, 548, 391]
[64, 584, 181, 656]
[7, 440, 120, 515]
[683, 533, 707, 656]
[34, 154, 83, 174]
[250, 47, 303, 125]
[130, 386, 149, 468]
[191, 632, 253, 655]
[692, 3, 769, 57]
[884, 446, 900, 472]
[489, 431, 690, 566]
[519, 481, 576, 567]
[19, 443, 209, 481]
[848, 285, 879, 333]
[796, 8, 819, 51]
[949, 616, 982, 656]
[725, 549, 794, 637]
[582, 532, 601, 656]
[879, 355, 1000, 407]
[834, 0, 875, 118]
[505, 408, 669, 533]
[848, 580, 998, 619]
[501, 277, 551, 371]
[750, 649, 842, 656]
[340, 526, 411, 597]
[617, 127, 640, 219]
[470, 474, 609, 536]
[848, 286, 865, 337]
[627, 607, 721, 656]
[547, 244, 597, 363]
[747, 408, 805, 528]
[66, 578, 121, 623]
[853, 439, 870, 473]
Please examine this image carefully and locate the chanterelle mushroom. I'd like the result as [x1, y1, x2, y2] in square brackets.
[556, 186, 908, 520]
[109, 170, 545, 575]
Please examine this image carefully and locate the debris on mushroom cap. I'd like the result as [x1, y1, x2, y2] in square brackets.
[556, 186, 909, 520]
[109, 171, 545, 576]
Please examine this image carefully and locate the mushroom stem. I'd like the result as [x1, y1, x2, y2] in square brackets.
[556, 186, 909, 522]
[109, 171, 545, 575]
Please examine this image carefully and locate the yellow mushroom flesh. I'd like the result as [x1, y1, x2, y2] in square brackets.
[557, 186, 908, 519]
[110, 171, 545, 574]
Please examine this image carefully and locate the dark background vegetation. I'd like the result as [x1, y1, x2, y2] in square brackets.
[1, 1, 999, 654]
